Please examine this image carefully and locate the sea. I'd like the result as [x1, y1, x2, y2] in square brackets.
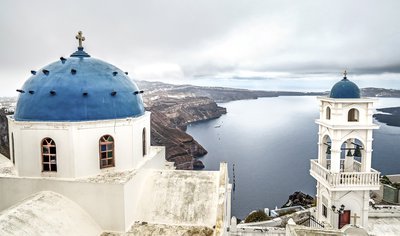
[186, 85, 400, 219]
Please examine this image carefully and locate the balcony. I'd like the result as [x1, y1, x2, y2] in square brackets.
[310, 159, 380, 191]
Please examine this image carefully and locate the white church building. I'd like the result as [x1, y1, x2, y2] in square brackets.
[0, 32, 231, 236]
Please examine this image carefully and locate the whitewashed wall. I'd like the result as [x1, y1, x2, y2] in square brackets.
[0, 146, 165, 232]
[8, 112, 151, 178]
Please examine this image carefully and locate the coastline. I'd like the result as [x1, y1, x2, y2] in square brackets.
[374, 107, 400, 127]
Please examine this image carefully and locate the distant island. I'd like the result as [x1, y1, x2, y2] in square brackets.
[1, 81, 399, 169]
[374, 107, 400, 127]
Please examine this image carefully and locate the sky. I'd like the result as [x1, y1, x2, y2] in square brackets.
[1, 0, 400, 95]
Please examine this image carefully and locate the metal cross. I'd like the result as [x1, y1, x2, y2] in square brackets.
[344, 70, 347, 77]
[351, 213, 360, 225]
[76, 31, 85, 47]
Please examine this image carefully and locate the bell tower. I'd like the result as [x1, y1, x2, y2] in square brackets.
[310, 71, 380, 229]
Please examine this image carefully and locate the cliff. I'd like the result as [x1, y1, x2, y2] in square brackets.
[0, 109, 10, 158]
[148, 96, 226, 169]
[136, 80, 325, 103]
[374, 107, 400, 127]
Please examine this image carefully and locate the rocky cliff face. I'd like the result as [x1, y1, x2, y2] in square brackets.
[145, 96, 226, 169]
[374, 107, 400, 127]
[0, 109, 10, 158]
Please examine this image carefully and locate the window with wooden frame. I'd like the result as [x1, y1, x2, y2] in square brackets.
[99, 135, 114, 169]
[142, 128, 146, 157]
[42, 138, 57, 172]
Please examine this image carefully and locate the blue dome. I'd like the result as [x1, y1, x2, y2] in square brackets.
[329, 77, 361, 99]
[14, 48, 145, 121]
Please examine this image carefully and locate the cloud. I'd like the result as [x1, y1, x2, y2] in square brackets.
[0, 0, 400, 95]
[132, 63, 184, 81]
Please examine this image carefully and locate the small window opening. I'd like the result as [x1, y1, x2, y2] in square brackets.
[11, 133, 15, 164]
[326, 107, 331, 120]
[99, 135, 114, 168]
[322, 204, 328, 218]
[42, 138, 57, 172]
[142, 128, 147, 156]
[348, 108, 359, 122]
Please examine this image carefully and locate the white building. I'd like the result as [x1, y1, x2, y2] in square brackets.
[310, 71, 380, 229]
[0, 32, 231, 236]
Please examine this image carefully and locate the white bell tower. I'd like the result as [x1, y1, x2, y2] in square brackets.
[310, 71, 380, 229]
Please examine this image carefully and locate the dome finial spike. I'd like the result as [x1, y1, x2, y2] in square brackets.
[343, 70, 347, 78]
[75, 31, 86, 48]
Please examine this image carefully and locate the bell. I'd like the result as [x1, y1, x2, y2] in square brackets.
[326, 146, 331, 154]
[353, 146, 362, 157]
[346, 149, 353, 157]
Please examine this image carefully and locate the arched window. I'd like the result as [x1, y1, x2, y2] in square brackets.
[326, 107, 331, 120]
[42, 138, 57, 172]
[99, 135, 114, 169]
[142, 128, 147, 156]
[348, 108, 359, 122]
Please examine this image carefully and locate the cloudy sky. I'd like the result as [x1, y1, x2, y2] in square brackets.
[1, 0, 400, 95]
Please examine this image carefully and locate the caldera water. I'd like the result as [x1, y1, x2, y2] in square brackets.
[187, 96, 400, 219]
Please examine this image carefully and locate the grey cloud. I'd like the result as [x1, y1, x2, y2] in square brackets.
[1, 0, 400, 95]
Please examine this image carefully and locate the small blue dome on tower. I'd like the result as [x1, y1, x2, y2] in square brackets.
[14, 32, 145, 122]
[329, 71, 361, 99]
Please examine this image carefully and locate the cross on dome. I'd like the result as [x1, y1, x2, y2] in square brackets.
[75, 31, 85, 48]
[343, 70, 347, 78]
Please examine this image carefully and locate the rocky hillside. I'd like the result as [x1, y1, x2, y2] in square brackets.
[136, 80, 325, 103]
[147, 97, 226, 169]
[374, 107, 400, 127]
[0, 109, 10, 158]
[361, 87, 400, 98]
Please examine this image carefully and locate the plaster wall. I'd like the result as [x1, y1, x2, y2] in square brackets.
[7, 112, 151, 178]
[0, 177, 125, 231]
[0, 145, 166, 232]
[317, 184, 369, 229]
[0, 191, 103, 236]
[123, 146, 166, 231]
[133, 169, 219, 227]
[8, 122, 74, 178]
[319, 98, 376, 126]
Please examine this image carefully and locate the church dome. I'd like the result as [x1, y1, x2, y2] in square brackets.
[14, 40, 145, 122]
[329, 73, 360, 99]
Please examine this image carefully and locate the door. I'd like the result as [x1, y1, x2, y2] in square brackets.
[339, 210, 351, 229]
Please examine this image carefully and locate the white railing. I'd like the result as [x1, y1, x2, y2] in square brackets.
[310, 159, 380, 188]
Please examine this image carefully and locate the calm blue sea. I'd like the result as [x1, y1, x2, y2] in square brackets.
[186, 96, 400, 219]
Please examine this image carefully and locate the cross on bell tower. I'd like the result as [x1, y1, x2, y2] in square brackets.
[76, 31, 85, 48]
